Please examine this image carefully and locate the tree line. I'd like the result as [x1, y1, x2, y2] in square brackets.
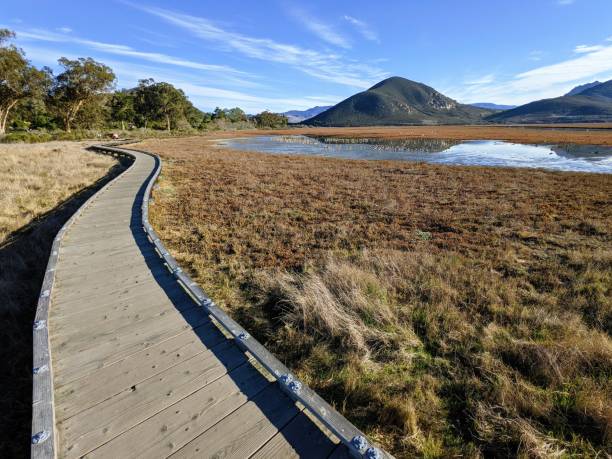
[0, 29, 288, 137]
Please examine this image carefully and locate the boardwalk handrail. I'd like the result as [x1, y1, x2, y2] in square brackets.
[31, 145, 135, 459]
[32, 141, 392, 459]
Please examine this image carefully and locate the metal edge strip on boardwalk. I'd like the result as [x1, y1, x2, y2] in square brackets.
[31, 142, 137, 459]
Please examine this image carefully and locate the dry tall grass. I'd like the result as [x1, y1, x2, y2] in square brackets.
[140, 134, 611, 458]
[0, 141, 115, 244]
[0, 142, 119, 457]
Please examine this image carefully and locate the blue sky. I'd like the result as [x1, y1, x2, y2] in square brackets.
[3, 0, 612, 113]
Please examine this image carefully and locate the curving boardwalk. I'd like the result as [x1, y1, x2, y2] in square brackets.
[30, 145, 392, 459]
[43, 149, 352, 458]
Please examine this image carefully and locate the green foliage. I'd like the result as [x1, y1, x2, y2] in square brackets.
[0, 29, 52, 134]
[133, 79, 200, 131]
[225, 107, 248, 123]
[109, 90, 136, 130]
[0, 28, 16, 43]
[185, 103, 209, 129]
[10, 98, 57, 130]
[212, 107, 247, 123]
[50, 57, 115, 132]
[253, 110, 288, 128]
[0, 131, 53, 143]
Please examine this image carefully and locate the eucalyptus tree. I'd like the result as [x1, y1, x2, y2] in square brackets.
[150, 82, 188, 131]
[110, 89, 136, 130]
[225, 107, 247, 123]
[134, 78, 155, 129]
[0, 29, 51, 134]
[51, 57, 115, 132]
[134, 79, 190, 131]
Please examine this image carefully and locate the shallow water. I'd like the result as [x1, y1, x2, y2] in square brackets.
[218, 135, 612, 173]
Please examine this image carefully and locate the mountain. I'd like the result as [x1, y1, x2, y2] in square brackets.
[565, 81, 602, 96]
[487, 79, 612, 124]
[303, 77, 493, 126]
[470, 102, 517, 111]
[283, 106, 332, 123]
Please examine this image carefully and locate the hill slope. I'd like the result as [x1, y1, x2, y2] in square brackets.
[304, 77, 492, 126]
[565, 81, 602, 96]
[488, 80, 612, 123]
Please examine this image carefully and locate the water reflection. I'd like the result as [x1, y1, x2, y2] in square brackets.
[218, 135, 612, 173]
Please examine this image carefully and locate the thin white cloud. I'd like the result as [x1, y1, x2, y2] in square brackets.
[128, 3, 388, 88]
[14, 28, 248, 76]
[465, 74, 495, 85]
[557, 0, 575, 5]
[289, 8, 350, 49]
[343, 15, 379, 43]
[176, 82, 340, 111]
[20, 44, 340, 113]
[57, 27, 72, 33]
[516, 44, 612, 87]
[444, 40, 612, 105]
[574, 44, 604, 53]
[528, 50, 544, 61]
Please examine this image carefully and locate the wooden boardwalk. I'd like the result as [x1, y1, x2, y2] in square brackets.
[44, 150, 353, 458]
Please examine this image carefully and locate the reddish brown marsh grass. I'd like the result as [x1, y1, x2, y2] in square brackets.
[140, 135, 611, 458]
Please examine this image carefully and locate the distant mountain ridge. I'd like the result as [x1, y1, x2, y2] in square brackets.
[470, 102, 517, 111]
[565, 81, 602, 96]
[283, 106, 332, 123]
[304, 76, 493, 126]
[487, 79, 612, 123]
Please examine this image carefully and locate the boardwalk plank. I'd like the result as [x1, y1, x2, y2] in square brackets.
[169, 384, 299, 459]
[50, 281, 188, 319]
[55, 325, 227, 418]
[58, 340, 247, 458]
[50, 295, 194, 343]
[84, 363, 270, 459]
[52, 274, 179, 307]
[52, 308, 209, 385]
[252, 410, 339, 458]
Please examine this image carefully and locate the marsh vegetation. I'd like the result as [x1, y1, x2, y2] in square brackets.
[141, 134, 611, 458]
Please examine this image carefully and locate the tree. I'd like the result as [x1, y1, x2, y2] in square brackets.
[10, 97, 56, 131]
[73, 95, 110, 130]
[0, 29, 51, 134]
[134, 78, 155, 129]
[254, 111, 288, 128]
[225, 107, 247, 123]
[134, 80, 190, 131]
[51, 57, 115, 132]
[151, 82, 188, 131]
[184, 102, 207, 130]
[212, 107, 226, 120]
[110, 89, 135, 130]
